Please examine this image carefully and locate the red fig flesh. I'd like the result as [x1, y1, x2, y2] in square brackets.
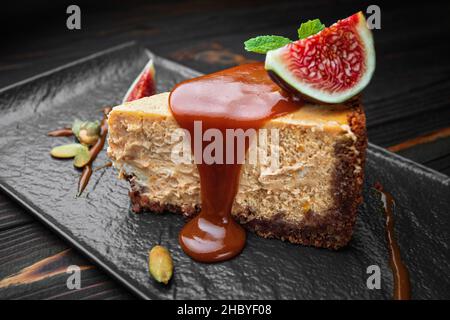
[265, 12, 375, 103]
[123, 58, 156, 103]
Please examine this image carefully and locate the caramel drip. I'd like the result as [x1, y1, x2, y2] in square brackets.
[169, 63, 301, 262]
[47, 128, 73, 137]
[78, 165, 93, 196]
[94, 161, 112, 171]
[375, 182, 411, 300]
[77, 107, 112, 195]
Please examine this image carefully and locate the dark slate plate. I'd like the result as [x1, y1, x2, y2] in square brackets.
[0, 43, 449, 300]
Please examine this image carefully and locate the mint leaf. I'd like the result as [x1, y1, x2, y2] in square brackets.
[297, 19, 325, 39]
[244, 35, 292, 54]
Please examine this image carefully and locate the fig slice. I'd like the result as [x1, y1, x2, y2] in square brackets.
[122, 56, 156, 103]
[265, 12, 375, 103]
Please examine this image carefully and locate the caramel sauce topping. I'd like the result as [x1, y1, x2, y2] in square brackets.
[169, 63, 301, 262]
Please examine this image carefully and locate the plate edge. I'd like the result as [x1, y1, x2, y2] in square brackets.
[0, 180, 154, 300]
[0, 41, 137, 94]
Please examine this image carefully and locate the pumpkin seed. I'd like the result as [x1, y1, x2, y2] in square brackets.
[149, 245, 173, 284]
[50, 143, 84, 158]
[73, 145, 91, 168]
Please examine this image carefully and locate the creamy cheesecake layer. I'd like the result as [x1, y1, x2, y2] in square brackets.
[107, 93, 366, 248]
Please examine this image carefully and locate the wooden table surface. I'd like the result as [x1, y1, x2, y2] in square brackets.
[1, 0, 449, 299]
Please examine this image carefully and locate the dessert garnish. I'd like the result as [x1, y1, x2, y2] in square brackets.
[93, 161, 112, 172]
[49, 120, 99, 168]
[148, 245, 173, 285]
[73, 146, 90, 168]
[297, 18, 325, 39]
[47, 127, 73, 137]
[48, 108, 110, 195]
[77, 107, 111, 195]
[244, 35, 292, 54]
[50, 143, 86, 159]
[48, 56, 156, 195]
[72, 120, 101, 145]
[50, 143, 90, 168]
[122, 58, 156, 103]
[244, 19, 324, 53]
[246, 12, 375, 103]
[374, 182, 411, 300]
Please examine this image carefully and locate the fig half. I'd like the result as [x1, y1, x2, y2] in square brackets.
[265, 12, 375, 103]
[123, 56, 156, 103]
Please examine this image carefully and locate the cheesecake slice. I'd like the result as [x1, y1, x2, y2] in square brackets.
[107, 92, 366, 249]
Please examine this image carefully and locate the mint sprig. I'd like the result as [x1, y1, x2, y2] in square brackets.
[244, 18, 325, 54]
[244, 35, 292, 54]
[297, 19, 325, 39]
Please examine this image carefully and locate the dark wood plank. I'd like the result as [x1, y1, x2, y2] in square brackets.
[0, 220, 133, 299]
[0, 192, 33, 231]
[400, 136, 450, 176]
